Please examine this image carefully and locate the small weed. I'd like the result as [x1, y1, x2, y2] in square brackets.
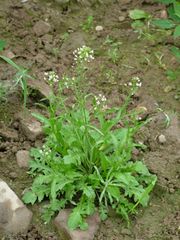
[153, 0, 180, 38]
[107, 47, 120, 64]
[154, 52, 167, 70]
[81, 15, 94, 32]
[104, 36, 122, 64]
[0, 82, 8, 102]
[0, 55, 31, 108]
[61, 32, 69, 42]
[23, 46, 157, 230]
[166, 69, 180, 80]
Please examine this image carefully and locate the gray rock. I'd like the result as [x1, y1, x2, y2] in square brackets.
[119, 16, 125, 22]
[33, 20, 51, 37]
[0, 180, 32, 234]
[18, 113, 43, 141]
[54, 209, 100, 240]
[1, 50, 15, 59]
[95, 26, 103, 31]
[158, 134, 166, 144]
[16, 150, 31, 168]
[27, 77, 51, 100]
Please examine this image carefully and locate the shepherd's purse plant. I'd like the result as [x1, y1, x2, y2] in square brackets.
[23, 46, 157, 230]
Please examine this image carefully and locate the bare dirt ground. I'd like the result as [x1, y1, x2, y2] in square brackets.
[0, 0, 179, 239]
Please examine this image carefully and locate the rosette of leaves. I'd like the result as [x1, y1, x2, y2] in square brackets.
[22, 91, 157, 230]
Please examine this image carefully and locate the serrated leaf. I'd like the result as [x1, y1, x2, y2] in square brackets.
[51, 178, 57, 201]
[152, 19, 175, 29]
[68, 208, 82, 230]
[84, 200, 95, 215]
[22, 191, 37, 204]
[107, 186, 120, 201]
[129, 9, 150, 20]
[174, 25, 180, 37]
[132, 161, 150, 175]
[83, 186, 95, 199]
[99, 205, 108, 221]
[79, 221, 88, 230]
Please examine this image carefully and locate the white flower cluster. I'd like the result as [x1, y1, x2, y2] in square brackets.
[44, 71, 59, 85]
[62, 75, 75, 89]
[124, 76, 142, 88]
[39, 145, 52, 156]
[73, 45, 94, 63]
[94, 93, 107, 110]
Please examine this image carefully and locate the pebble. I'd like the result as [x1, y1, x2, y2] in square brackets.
[2, 50, 15, 59]
[169, 188, 175, 194]
[16, 150, 31, 168]
[158, 134, 166, 144]
[160, 9, 168, 19]
[119, 16, 125, 22]
[164, 85, 174, 93]
[95, 25, 103, 31]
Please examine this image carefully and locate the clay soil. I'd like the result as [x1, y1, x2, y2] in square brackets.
[0, 0, 179, 239]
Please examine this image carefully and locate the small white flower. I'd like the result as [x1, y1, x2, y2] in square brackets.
[44, 71, 60, 85]
[73, 46, 94, 63]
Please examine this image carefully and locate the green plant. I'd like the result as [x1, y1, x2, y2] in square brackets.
[166, 68, 180, 80]
[0, 55, 31, 108]
[129, 9, 155, 40]
[107, 47, 120, 64]
[23, 46, 157, 230]
[0, 82, 8, 102]
[81, 15, 94, 32]
[153, 0, 180, 38]
[104, 36, 122, 64]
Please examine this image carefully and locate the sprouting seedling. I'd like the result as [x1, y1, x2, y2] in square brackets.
[156, 107, 171, 128]
[81, 15, 94, 32]
[154, 52, 167, 70]
[0, 55, 31, 108]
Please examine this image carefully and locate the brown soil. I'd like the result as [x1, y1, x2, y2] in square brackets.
[0, 0, 179, 239]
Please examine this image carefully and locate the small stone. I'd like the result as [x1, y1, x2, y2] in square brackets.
[54, 209, 100, 240]
[95, 25, 103, 31]
[164, 85, 174, 93]
[160, 9, 168, 19]
[119, 16, 125, 22]
[12, 146, 18, 153]
[169, 188, 175, 194]
[158, 134, 166, 144]
[41, 34, 53, 44]
[27, 78, 51, 100]
[33, 20, 51, 37]
[0, 180, 33, 234]
[9, 172, 18, 180]
[19, 113, 43, 141]
[132, 148, 139, 156]
[2, 50, 15, 59]
[16, 150, 31, 168]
